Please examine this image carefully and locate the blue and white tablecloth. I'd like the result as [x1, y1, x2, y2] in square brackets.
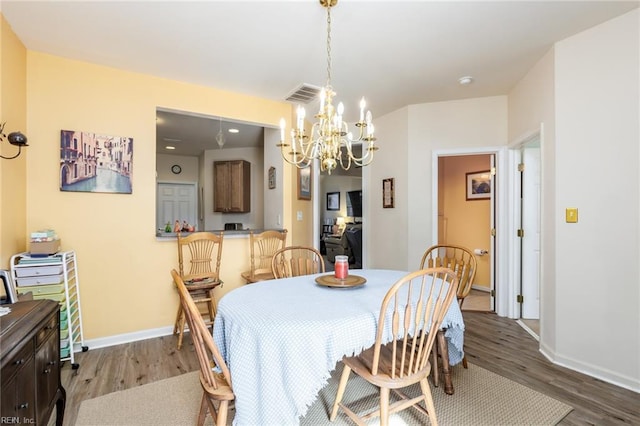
[212, 269, 465, 425]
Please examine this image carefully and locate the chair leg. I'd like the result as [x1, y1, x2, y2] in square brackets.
[197, 394, 208, 426]
[380, 387, 390, 426]
[431, 344, 440, 387]
[173, 304, 183, 335]
[330, 364, 352, 421]
[176, 310, 186, 350]
[419, 377, 439, 426]
[207, 289, 217, 322]
[462, 355, 468, 369]
[217, 400, 229, 426]
[436, 330, 454, 395]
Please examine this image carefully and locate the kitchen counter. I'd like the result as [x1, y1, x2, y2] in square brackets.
[156, 229, 285, 240]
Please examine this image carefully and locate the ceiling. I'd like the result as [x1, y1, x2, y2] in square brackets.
[2, 1, 638, 157]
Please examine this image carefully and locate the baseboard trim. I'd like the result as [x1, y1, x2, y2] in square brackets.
[540, 343, 640, 393]
[471, 285, 491, 292]
[82, 326, 175, 351]
[516, 319, 539, 341]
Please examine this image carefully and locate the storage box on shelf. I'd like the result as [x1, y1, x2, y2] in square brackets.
[10, 250, 88, 369]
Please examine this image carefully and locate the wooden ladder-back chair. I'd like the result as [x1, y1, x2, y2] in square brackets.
[330, 268, 459, 426]
[271, 245, 325, 279]
[240, 229, 287, 283]
[419, 244, 477, 393]
[174, 231, 224, 350]
[171, 269, 234, 426]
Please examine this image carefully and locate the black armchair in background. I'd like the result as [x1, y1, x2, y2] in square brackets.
[344, 225, 362, 269]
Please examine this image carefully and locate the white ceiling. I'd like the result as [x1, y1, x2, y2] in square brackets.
[2, 1, 638, 156]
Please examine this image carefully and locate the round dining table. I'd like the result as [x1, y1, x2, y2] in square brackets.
[212, 268, 465, 425]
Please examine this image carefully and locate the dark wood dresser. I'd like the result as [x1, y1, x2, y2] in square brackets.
[1, 299, 66, 425]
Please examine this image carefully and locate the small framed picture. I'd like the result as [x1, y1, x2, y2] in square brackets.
[268, 166, 276, 189]
[298, 166, 311, 200]
[327, 192, 340, 211]
[466, 170, 492, 200]
[383, 178, 394, 208]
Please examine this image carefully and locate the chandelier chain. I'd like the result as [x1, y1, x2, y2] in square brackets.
[326, 5, 332, 88]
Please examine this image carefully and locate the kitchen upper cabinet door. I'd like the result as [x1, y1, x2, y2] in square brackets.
[214, 160, 250, 213]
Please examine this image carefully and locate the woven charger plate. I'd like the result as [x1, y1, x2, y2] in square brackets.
[315, 274, 366, 288]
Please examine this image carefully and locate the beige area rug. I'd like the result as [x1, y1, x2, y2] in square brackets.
[76, 363, 572, 425]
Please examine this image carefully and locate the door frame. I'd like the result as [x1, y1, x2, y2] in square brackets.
[432, 146, 512, 318]
[507, 127, 543, 321]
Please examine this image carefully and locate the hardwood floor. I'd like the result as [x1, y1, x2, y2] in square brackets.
[56, 313, 639, 426]
[463, 312, 639, 425]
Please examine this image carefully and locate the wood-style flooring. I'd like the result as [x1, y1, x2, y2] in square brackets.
[56, 312, 639, 426]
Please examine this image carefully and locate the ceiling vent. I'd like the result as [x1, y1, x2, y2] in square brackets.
[285, 83, 321, 104]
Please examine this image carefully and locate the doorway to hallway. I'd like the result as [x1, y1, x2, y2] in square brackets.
[436, 153, 495, 311]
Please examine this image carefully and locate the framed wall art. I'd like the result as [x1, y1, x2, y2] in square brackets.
[268, 166, 276, 189]
[327, 191, 340, 211]
[60, 129, 133, 194]
[466, 170, 491, 200]
[297, 166, 311, 200]
[383, 178, 394, 208]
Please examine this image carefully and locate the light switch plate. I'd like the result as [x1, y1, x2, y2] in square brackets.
[296, 211, 303, 221]
[566, 208, 578, 223]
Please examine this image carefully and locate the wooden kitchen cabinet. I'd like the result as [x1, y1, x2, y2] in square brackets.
[214, 160, 251, 213]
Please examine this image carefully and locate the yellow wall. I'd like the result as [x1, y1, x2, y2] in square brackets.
[0, 15, 28, 269]
[439, 155, 491, 288]
[25, 51, 294, 339]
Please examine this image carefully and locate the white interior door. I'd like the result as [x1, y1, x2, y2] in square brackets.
[157, 182, 197, 232]
[521, 145, 541, 318]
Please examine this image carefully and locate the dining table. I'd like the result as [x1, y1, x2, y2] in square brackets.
[212, 268, 465, 425]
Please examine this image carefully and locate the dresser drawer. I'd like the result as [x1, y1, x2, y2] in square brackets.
[14, 265, 63, 278]
[1, 340, 34, 383]
[36, 313, 59, 347]
[16, 274, 63, 287]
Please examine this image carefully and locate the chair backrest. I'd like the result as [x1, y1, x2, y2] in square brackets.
[371, 268, 459, 378]
[271, 246, 325, 279]
[419, 244, 477, 304]
[171, 269, 233, 392]
[177, 232, 224, 282]
[248, 229, 287, 278]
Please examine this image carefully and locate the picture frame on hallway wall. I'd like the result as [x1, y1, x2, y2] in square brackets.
[327, 192, 340, 211]
[297, 166, 311, 200]
[466, 170, 491, 200]
[383, 177, 394, 208]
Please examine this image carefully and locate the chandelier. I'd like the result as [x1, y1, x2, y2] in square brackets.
[278, 0, 377, 175]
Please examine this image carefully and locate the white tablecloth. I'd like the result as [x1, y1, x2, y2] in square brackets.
[212, 269, 465, 425]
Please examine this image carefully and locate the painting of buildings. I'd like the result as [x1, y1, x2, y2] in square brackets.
[60, 130, 133, 194]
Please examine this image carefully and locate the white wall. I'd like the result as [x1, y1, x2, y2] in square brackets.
[553, 9, 639, 390]
[508, 48, 558, 349]
[263, 127, 284, 230]
[406, 96, 508, 270]
[366, 107, 409, 270]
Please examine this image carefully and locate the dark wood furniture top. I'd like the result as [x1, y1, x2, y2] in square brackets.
[1, 299, 66, 426]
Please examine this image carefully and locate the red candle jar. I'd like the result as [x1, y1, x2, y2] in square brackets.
[334, 255, 349, 280]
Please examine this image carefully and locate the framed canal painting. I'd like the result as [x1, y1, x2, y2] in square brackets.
[60, 130, 133, 194]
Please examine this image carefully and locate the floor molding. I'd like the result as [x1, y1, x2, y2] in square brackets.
[516, 319, 539, 341]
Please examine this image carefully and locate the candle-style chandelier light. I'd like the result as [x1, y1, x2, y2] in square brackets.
[278, 0, 378, 175]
